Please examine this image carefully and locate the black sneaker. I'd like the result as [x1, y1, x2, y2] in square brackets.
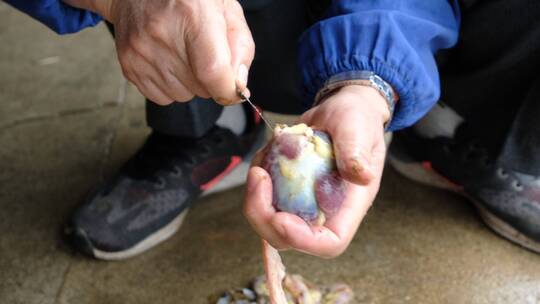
[65, 105, 265, 260]
[388, 104, 540, 253]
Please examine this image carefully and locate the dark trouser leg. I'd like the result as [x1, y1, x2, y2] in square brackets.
[499, 77, 540, 174]
[146, 100, 223, 138]
[242, 0, 308, 115]
[438, 0, 540, 172]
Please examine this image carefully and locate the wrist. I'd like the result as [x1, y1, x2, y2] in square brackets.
[337, 85, 391, 126]
[313, 71, 398, 130]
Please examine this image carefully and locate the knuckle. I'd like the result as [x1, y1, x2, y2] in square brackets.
[162, 68, 179, 88]
[124, 33, 151, 58]
[174, 2, 201, 33]
[228, 0, 243, 12]
[239, 34, 255, 50]
[237, 37, 255, 62]
[146, 18, 168, 40]
[176, 1, 199, 19]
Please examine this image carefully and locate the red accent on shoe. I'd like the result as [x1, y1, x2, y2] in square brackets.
[421, 161, 464, 191]
[421, 161, 434, 171]
[199, 156, 242, 191]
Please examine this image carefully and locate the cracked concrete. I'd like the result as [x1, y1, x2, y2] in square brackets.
[1, 4, 540, 304]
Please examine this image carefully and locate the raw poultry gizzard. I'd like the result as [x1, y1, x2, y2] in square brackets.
[263, 123, 347, 225]
[217, 124, 353, 304]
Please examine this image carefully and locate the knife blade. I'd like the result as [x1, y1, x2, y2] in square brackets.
[238, 91, 274, 129]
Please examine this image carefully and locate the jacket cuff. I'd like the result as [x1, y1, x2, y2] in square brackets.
[5, 0, 102, 34]
[298, 8, 459, 131]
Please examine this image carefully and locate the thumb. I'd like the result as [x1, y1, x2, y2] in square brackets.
[224, 0, 255, 93]
[311, 86, 389, 185]
[331, 118, 376, 186]
[301, 103, 376, 186]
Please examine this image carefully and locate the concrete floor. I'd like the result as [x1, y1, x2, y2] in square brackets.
[1, 4, 540, 304]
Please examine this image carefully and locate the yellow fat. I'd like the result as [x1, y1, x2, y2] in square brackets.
[279, 159, 296, 180]
[312, 135, 333, 159]
[276, 123, 313, 137]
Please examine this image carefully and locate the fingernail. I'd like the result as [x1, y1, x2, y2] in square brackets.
[351, 157, 374, 179]
[242, 88, 251, 99]
[216, 97, 230, 105]
[237, 64, 248, 89]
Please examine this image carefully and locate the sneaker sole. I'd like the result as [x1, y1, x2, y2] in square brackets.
[90, 210, 189, 260]
[388, 149, 540, 254]
[85, 158, 247, 261]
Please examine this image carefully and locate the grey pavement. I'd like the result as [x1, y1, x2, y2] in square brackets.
[1, 4, 539, 304]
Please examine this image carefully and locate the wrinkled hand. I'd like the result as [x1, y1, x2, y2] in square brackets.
[243, 85, 390, 258]
[66, 0, 254, 105]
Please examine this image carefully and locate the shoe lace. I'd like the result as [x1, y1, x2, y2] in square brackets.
[447, 140, 524, 191]
[444, 138, 493, 167]
[128, 129, 228, 184]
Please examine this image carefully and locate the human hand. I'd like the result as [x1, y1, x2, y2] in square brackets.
[65, 0, 254, 105]
[243, 85, 390, 258]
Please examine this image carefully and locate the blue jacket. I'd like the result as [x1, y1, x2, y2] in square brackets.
[5, 0, 460, 131]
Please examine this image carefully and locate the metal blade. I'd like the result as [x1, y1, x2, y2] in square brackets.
[239, 92, 274, 129]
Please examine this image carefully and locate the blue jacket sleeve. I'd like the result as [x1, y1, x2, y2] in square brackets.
[5, 0, 102, 34]
[299, 1, 460, 131]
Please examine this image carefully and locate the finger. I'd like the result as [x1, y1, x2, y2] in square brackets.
[299, 101, 375, 185]
[120, 51, 173, 104]
[187, 7, 239, 104]
[332, 121, 375, 185]
[243, 167, 290, 249]
[175, 69, 212, 100]
[127, 39, 203, 102]
[224, 0, 255, 92]
[138, 78, 175, 105]
[250, 141, 273, 168]
[299, 106, 318, 125]
[274, 180, 376, 258]
[128, 55, 177, 104]
[325, 105, 376, 185]
[324, 181, 373, 238]
[270, 212, 345, 258]
[159, 66, 195, 102]
[153, 43, 212, 99]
